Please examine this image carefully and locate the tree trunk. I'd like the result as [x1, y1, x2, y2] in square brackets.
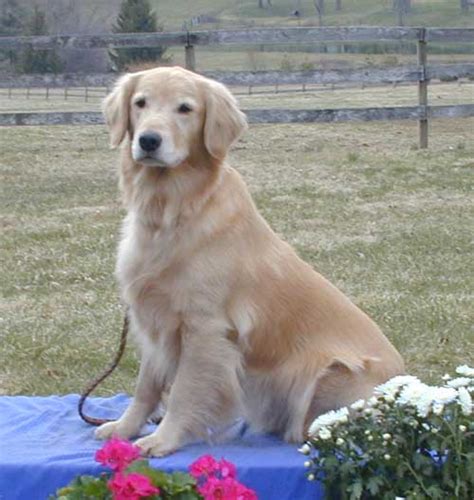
[461, 0, 469, 13]
[335, 0, 342, 11]
[393, 0, 409, 26]
[313, 0, 324, 26]
[317, 0, 325, 15]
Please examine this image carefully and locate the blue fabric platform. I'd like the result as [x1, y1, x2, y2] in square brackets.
[0, 395, 322, 500]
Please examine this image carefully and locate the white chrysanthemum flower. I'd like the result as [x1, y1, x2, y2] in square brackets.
[431, 386, 458, 405]
[458, 387, 472, 416]
[456, 365, 474, 377]
[319, 427, 332, 440]
[397, 381, 429, 406]
[298, 443, 311, 455]
[384, 394, 395, 404]
[459, 425, 467, 432]
[308, 407, 349, 436]
[350, 399, 366, 411]
[368, 396, 378, 407]
[375, 375, 420, 398]
[447, 377, 472, 389]
[415, 394, 433, 418]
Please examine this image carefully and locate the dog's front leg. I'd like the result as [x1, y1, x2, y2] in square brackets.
[95, 355, 163, 440]
[135, 322, 243, 457]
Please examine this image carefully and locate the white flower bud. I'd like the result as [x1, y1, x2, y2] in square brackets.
[364, 430, 371, 435]
[442, 373, 451, 381]
[433, 403, 444, 415]
[307, 473, 315, 481]
[336, 438, 345, 446]
[364, 408, 372, 416]
[367, 435, 374, 441]
[431, 428, 439, 434]
[382, 433, 391, 441]
[298, 443, 311, 455]
[304, 460, 312, 468]
[459, 425, 467, 432]
[384, 454, 391, 460]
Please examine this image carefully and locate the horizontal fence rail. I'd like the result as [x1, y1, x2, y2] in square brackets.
[1, 26, 473, 148]
[2, 104, 473, 127]
[0, 27, 473, 51]
[1, 64, 474, 89]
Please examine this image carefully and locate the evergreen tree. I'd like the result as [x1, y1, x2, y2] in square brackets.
[109, 0, 168, 71]
[18, 6, 63, 74]
[0, 0, 24, 64]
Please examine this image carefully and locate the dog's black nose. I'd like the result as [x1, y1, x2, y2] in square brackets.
[139, 133, 162, 152]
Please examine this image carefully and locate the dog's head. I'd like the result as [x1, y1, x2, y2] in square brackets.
[103, 66, 247, 167]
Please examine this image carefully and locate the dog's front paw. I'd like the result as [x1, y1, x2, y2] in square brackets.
[94, 420, 134, 441]
[134, 434, 178, 457]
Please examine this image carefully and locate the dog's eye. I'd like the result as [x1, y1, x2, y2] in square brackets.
[178, 103, 192, 114]
[135, 98, 146, 108]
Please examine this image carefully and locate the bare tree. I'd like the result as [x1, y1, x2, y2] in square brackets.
[313, 0, 324, 26]
[460, 0, 469, 13]
[393, 0, 411, 26]
[258, 0, 272, 8]
[335, 0, 342, 11]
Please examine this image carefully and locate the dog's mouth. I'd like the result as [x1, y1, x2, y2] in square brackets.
[137, 156, 169, 168]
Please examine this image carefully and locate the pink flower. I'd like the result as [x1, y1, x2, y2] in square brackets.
[108, 472, 160, 500]
[218, 458, 236, 479]
[189, 454, 220, 479]
[200, 476, 257, 500]
[95, 437, 141, 472]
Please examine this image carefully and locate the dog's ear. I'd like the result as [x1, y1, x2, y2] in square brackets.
[102, 73, 137, 148]
[204, 80, 247, 160]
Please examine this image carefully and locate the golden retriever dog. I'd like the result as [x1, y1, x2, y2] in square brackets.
[95, 66, 404, 456]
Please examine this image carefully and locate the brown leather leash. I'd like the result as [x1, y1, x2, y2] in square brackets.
[78, 311, 130, 426]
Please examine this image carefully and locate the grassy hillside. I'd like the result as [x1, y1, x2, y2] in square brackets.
[149, 0, 474, 30]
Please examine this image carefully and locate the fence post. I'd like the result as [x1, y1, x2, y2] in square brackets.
[417, 28, 428, 149]
[185, 32, 196, 71]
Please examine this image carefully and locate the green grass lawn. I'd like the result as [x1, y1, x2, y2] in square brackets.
[1, 110, 473, 396]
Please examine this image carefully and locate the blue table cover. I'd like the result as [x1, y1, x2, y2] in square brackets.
[0, 395, 322, 500]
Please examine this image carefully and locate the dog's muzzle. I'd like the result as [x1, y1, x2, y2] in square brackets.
[134, 131, 168, 166]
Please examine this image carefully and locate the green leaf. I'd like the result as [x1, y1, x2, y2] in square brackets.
[367, 476, 384, 496]
[347, 481, 363, 500]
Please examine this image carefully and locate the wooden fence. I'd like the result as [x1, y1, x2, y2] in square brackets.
[0, 27, 473, 148]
